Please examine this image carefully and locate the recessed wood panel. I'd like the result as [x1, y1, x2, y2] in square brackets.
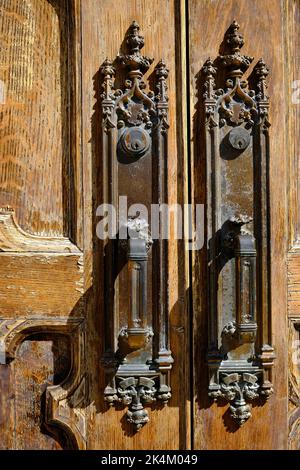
[13, 335, 71, 450]
[0, 0, 71, 236]
[0, 335, 72, 450]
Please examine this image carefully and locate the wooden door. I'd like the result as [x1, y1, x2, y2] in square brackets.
[0, 0, 298, 451]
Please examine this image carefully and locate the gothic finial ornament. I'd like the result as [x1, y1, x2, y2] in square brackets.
[126, 21, 144, 52]
[225, 20, 244, 49]
[118, 21, 153, 72]
[100, 22, 172, 432]
[215, 21, 256, 127]
[203, 23, 275, 426]
[254, 58, 269, 101]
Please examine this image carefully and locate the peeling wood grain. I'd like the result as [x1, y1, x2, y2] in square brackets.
[0, 208, 80, 252]
[0, 0, 70, 236]
[0, 253, 84, 317]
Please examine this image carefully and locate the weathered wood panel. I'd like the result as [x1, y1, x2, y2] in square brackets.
[0, 253, 84, 317]
[0, 335, 72, 450]
[0, 364, 13, 449]
[0, 0, 72, 236]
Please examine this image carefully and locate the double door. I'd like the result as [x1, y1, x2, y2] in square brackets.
[0, 0, 297, 450]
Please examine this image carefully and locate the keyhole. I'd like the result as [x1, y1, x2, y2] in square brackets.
[228, 128, 250, 151]
[132, 140, 141, 150]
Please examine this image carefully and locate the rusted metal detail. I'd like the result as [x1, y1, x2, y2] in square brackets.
[100, 21, 173, 431]
[288, 320, 300, 449]
[203, 21, 275, 425]
[228, 127, 250, 150]
[118, 127, 151, 159]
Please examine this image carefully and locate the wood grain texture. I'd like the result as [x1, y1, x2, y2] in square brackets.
[0, 364, 13, 449]
[189, 0, 288, 449]
[0, 318, 86, 449]
[0, 0, 71, 236]
[0, 335, 73, 450]
[14, 336, 70, 450]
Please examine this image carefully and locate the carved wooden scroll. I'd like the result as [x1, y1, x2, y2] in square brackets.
[203, 21, 275, 425]
[100, 21, 173, 431]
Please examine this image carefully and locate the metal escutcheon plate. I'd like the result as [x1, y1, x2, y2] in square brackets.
[228, 127, 250, 150]
[119, 127, 151, 158]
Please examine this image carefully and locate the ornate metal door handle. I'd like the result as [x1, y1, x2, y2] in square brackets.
[119, 218, 153, 352]
[100, 21, 173, 432]
[203, 21, 275, 425]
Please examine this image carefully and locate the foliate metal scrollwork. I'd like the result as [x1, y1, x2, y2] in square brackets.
[204, 21, 275, 426]
[100, 21, 173, 432]
[210, 372, 260, 425]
